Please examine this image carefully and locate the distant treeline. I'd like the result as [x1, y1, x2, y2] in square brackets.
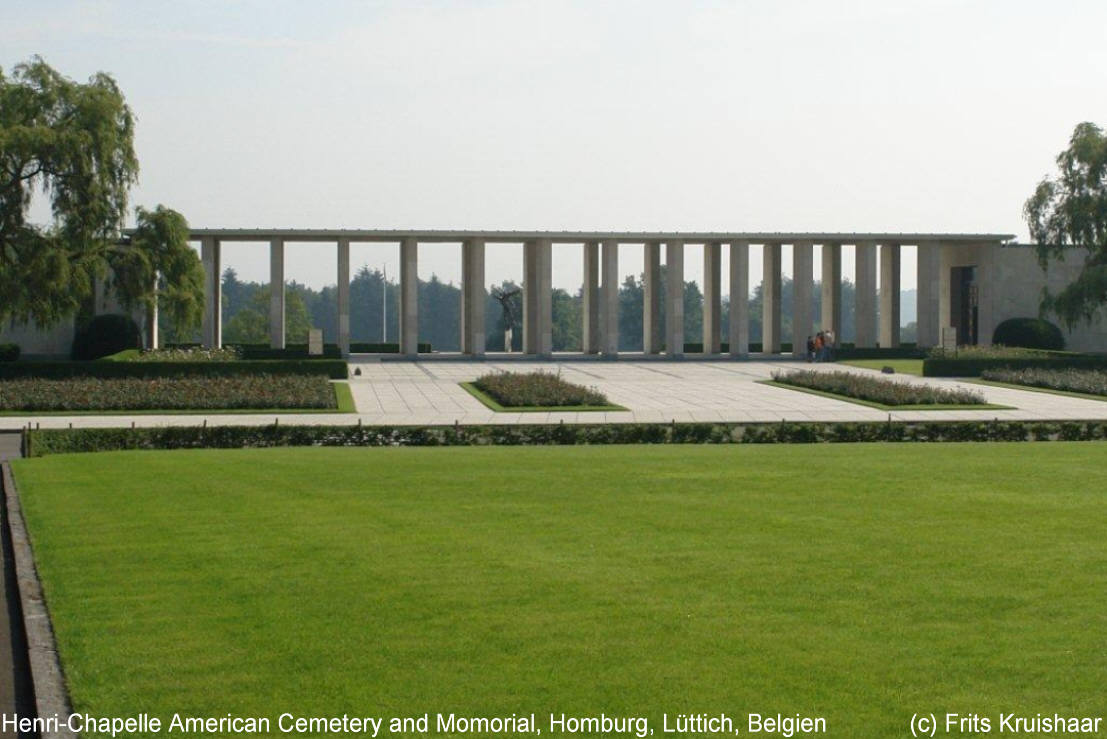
[158, 267, 916, 350]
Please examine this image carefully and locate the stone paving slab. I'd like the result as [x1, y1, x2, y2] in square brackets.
[2, 360, 1107, 429]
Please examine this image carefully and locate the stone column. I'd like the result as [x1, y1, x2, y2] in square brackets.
[201, 236, 222, 349]
[269, 238, 285, 349]
[601, 239, 619, 357]
[461, 238, 486, 355]
[145, 276, 159, 350]
[975, 243, 996, 347]
[762, 243, 782, 354]
[337, 238, 351, 356]
[879, 243, 901, 348]
[916, 242, 940, 348]
[582, 241, 600, 354]
[400, 236, 418, 356]
[820, 243, 842, 342]
[524, 239, 552, 356]
[938, 243, 955, 338]
[854, 241, 877, 348]
[665, 240, 684, 357]
[728, 240, 749, 358]
[702, 242, 722, 354]
[792, 240, 813, 358]
[643, 241, 662, 354]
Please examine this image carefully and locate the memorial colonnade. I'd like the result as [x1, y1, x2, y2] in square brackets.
[185, 230, 1009, 358]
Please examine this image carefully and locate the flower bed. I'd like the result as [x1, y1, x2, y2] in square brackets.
[771, 370, 986, 406]
[981, 367, 1107, 397]
[106, 347, 243, 362]
[0, 374, 336, 411]
[471, 371, 609, 408]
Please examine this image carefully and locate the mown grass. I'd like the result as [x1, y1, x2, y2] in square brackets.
[839, 358, 925, 376]
[11, 444, 1107, 737]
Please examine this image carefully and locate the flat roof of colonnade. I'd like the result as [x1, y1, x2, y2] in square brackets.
[179, 229, 1015, 244]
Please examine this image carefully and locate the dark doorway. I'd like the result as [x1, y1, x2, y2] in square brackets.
[950, 266, 979, 345]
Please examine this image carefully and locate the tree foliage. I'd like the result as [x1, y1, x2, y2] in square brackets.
[0, 56, 201, 329]
[112, 206, 204, 337]
[1024, 122, 1107, 327]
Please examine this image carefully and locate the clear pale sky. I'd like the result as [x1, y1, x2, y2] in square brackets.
[7, 0, 1107, 295]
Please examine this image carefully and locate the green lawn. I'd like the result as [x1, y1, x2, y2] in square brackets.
[839, 358, 925, 375]
[12, 445, 1107, 737]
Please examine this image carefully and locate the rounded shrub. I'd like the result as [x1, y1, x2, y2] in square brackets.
[72, 314, 142, 360]
[0, 343, 20, 362]
[992, 317, 1065, 351]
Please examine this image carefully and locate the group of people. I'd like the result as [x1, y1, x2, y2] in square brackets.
[805, 330, 836, 362]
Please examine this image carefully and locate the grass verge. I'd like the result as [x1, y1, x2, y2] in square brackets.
[11, 444, 1107, 736]
[838, 358, 924, 376]
[760, 380, 1014, 411]
[460, 381, 626, 412]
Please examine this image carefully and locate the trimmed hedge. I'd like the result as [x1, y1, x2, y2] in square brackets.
[21, 419, 1107, 456]
[834, 344, 923, 360]
[0, 359, 348, 380]
[993, 317, 1065, 351]
[351, 342, 433, 354]
[0, 343, 19, 362]
[923, 355, 1107, 378]
[237, 344, 343, 360]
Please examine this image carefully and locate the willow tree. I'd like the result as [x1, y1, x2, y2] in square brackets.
[1024, 122, 1107, 327]
[0, 56, 202, 336]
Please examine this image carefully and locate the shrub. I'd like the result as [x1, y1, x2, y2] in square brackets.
[993, 317, 1066, 351]
[127, 347, 243, 362]
[0, 374, 336, 412]
[771, 369, 985, 406]
[0, 343, 20, 362]
[349, 342, 433, 354]
[21, 420, 1107, 457]
[72, 314, 142, 360]
[473, 371, 610, 407]
[235, 344, 342, 359]
[923, 352, 1107, 377]
[982, 367, 1107, 397]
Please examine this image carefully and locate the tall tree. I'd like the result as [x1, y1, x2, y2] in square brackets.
[112, 206, 203, 337]
[1024, 121, 1107, 327]
[0, 57, 200, 327]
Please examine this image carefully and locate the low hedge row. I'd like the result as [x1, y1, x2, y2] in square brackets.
[236, 344, 343, 359]
[168, 342, 434, 355]
[21, 419, 1107, 456]
[0, 359, 348, 380]
[923, 355, 1107, 378]
[0, 343, 20, 362]
[834, 344, 923, 360]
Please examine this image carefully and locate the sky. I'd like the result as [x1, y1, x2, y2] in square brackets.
[7, 0, 1107, 296]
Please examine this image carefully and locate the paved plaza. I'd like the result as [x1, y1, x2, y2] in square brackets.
[2, 359, 1106, 430]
